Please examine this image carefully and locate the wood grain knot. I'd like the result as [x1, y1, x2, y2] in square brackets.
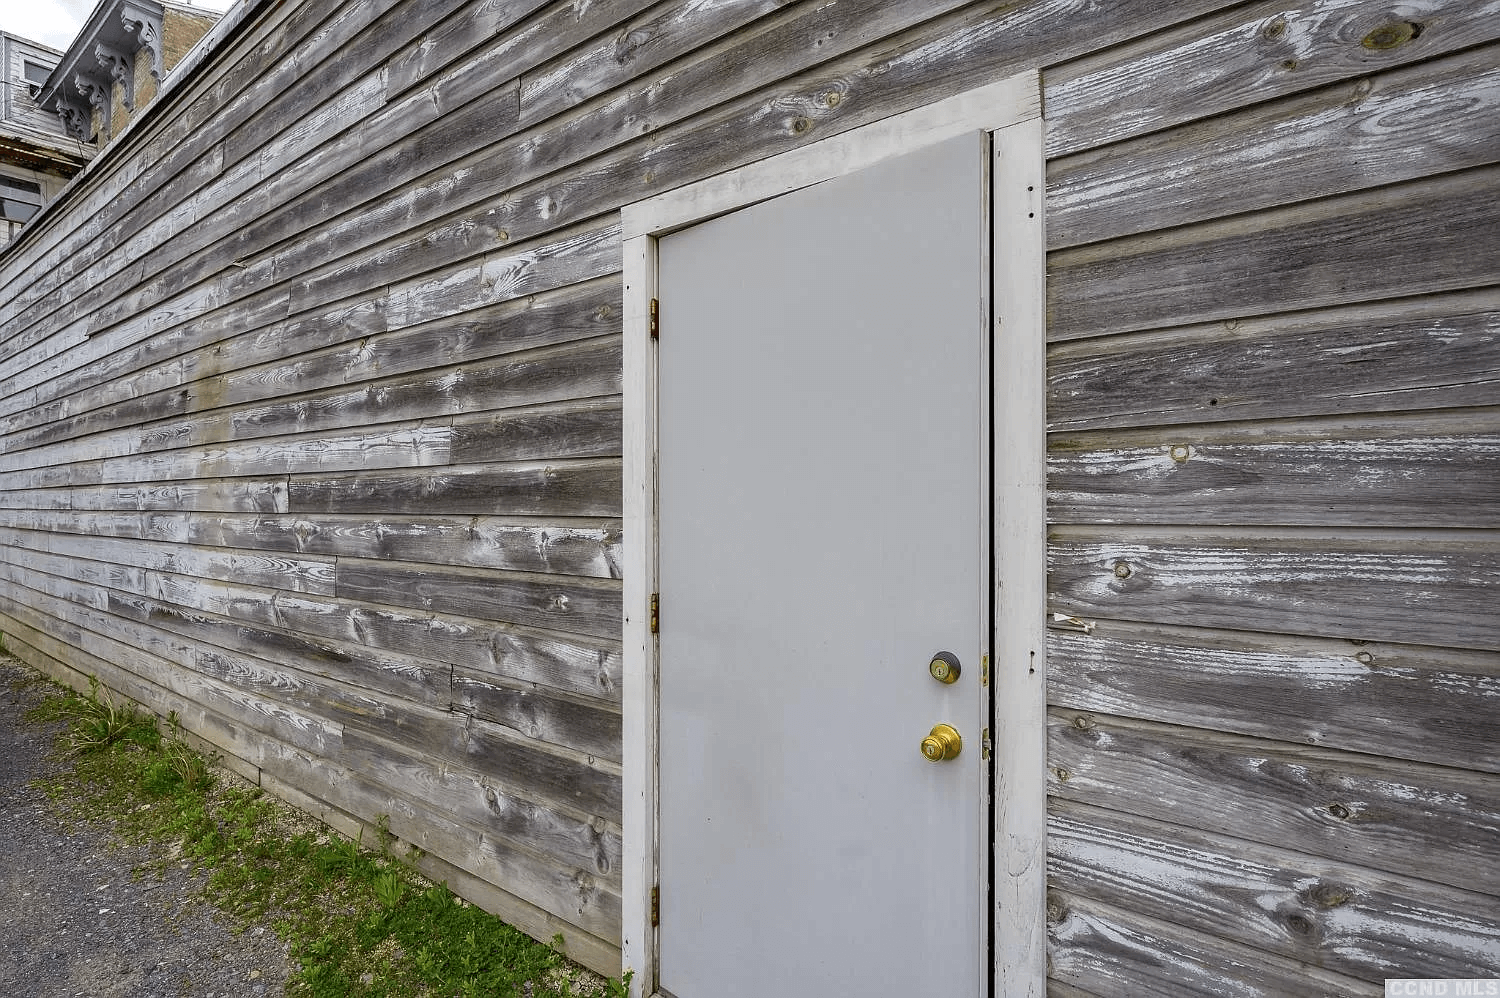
[1308, 883, 1352, 908]
[1283, 911, 1317, 937]
[1046, 891, 1068, 924]
[1362, 21, 1423, 51]
[614, 27, 653, 66]
[1327, 802, 1351, 820]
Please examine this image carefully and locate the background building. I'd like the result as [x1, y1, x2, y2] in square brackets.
[0, 31, 91, 248]
[36, 0, 219, 147]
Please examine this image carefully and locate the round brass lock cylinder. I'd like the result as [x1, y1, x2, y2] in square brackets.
[921, 723, 962, 762]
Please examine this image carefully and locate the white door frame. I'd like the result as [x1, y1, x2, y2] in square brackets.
[621, 70, 1046, 998]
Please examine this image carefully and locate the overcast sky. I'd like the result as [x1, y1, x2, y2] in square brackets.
[0, 0, 237, 52]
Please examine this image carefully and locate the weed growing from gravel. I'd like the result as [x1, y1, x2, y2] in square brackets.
[25, 676, 621, 998]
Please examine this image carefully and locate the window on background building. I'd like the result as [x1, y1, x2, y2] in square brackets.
[0, 176, 44, 224]
[22, 61, 50, 94]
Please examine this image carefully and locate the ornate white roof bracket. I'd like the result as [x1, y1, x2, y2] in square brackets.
[95, 43, 136, 111]
[74, 72, 112, 138]
[56, 101, 92, 142]
[35, 0, 219, 151]
[120, 2, 165, 82]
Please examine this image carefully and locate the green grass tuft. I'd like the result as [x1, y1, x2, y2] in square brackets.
[25, 674, 629, 998]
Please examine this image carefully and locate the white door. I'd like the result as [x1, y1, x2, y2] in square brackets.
[655, 131, 991, 998]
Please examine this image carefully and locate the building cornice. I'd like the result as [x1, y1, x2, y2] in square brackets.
[36, 0, 220, 143]
[119, 1, 165, 83]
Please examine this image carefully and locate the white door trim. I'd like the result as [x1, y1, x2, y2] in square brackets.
[621, 70, 1045, 998]
[990, 109, 1049, 998]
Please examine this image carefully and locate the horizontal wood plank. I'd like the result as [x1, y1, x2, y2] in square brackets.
[0, 480, 288, 516]
[0, 508, 620, 578]
[137, 358, 618, 464]
[1050, 799, 1500, 980]
[96, 0, 1222, 378]
[1049, 44, 1500, 247]
[453, 672, 621, 763]
[449, 397, 621, 466]
[516, 0, 790, 123]
[257, 593, 623, 702]
[381, 0, 564, 96]
[207, 1, 970, 338]
[395, 846, 619, 977]
[334, 725, 621, 885]
[1048, 891, 1379, 997]
[1044, 0, 1500, 157]
[0, 561, 445, 744]
[1047, 619, 1500, 772]
[1047, 708, 1500, 889]
[350, 703, 622, 820]
[1048, 530, 1500, 651]
[1047, 291, 1500, 431]
[1048, 415, 1500, 527]
[102, 587, 452, 712]
[0, 422, 454, 487]
[334, 559, 621, 640]
[0, 526, 335, 595]
[1048, 166, 1500, 340]
[288, 458, 622, 517]
[1, 337, 619, 466]
[0, 217, 617, 432]
[9, 557, 622, 837]
[0, 279, 620, 449]
[461, 712, 622, 819]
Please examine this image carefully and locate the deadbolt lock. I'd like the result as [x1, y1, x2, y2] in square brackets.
[928, 651, 961, 684]
[921, 723, 963, 762]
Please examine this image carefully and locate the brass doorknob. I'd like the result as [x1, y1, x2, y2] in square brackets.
[921, 724, 962, 762]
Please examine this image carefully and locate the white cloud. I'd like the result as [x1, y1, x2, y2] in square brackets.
[0, 0, 237, 52]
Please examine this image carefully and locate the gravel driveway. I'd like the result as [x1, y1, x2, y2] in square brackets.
[0, 658, 293, 997]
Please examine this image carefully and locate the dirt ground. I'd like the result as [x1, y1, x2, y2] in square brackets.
[0, 657, 292, 998]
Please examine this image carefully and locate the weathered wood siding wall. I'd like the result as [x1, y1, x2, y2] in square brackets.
[0, 0, 1493, 989]
[1040, 2, 1500, 991]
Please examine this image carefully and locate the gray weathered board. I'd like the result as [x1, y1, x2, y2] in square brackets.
[0, 0, 1494, 989]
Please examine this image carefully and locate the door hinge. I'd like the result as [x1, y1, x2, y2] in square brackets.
[981, 727, 992, 760]
[649, 298, 659, 339]
[981, 654, 989, 687]
[650, 885, 660, 926]
[649, 593, 659, 634]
